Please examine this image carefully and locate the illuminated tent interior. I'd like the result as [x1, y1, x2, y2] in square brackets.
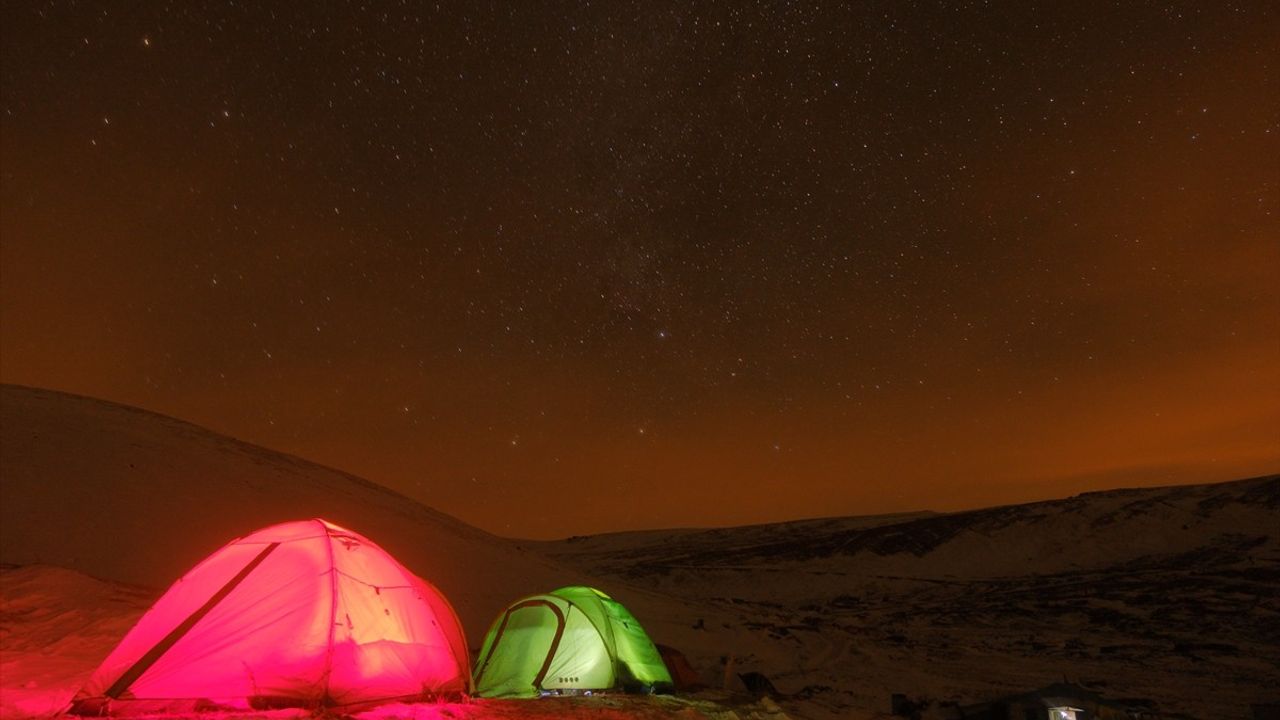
[472, 585, 673, 698]
[69, 519, 469, 714]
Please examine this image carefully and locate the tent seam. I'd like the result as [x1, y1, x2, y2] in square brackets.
[321, 519, 339, 703]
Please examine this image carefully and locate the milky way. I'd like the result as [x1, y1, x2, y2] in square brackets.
[2, 2, 1277, 536]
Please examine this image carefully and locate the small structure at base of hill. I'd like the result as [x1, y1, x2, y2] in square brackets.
[472, 586, 673, 698]
[69, 519, 470, 715]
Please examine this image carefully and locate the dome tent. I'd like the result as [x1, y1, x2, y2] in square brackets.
[472, 585, 673, 698]
[70, 519, 469, 715]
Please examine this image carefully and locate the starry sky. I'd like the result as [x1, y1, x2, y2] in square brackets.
[2, 1, 1278, 538]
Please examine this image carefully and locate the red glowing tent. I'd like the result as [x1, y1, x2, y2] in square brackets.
[70, 519, 469, 714]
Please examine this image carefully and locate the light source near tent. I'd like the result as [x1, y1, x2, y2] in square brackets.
[472, 585, 673, 698]
[69, 519, 470, 715]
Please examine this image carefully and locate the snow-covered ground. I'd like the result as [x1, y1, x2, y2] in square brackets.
[541, 476, 1280, 720]
[0, 565, 148, 717]
[2, 384, 1277, 719]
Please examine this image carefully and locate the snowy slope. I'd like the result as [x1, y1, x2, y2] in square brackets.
[541, 477, 1280, 594]
[0, 566, 150, 717]
[0, 384, 581, 638]
[544, 476, 1280, 720]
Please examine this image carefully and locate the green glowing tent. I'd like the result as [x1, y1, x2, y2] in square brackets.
[472, 586, 674, 698]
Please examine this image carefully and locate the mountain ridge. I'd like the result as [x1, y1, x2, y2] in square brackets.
[540, 474, 1279, 584]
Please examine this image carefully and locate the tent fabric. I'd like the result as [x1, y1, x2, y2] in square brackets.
[473, 586, 672, 698]
[70, 519, 469, 714]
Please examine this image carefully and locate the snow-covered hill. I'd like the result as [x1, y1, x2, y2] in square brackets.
[0, 384, 578, 638]
[544, 475, 1280, 720]
[540, 476, 1280, 596]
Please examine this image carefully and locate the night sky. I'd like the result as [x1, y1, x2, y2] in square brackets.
[2, 2, 1277, 538]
